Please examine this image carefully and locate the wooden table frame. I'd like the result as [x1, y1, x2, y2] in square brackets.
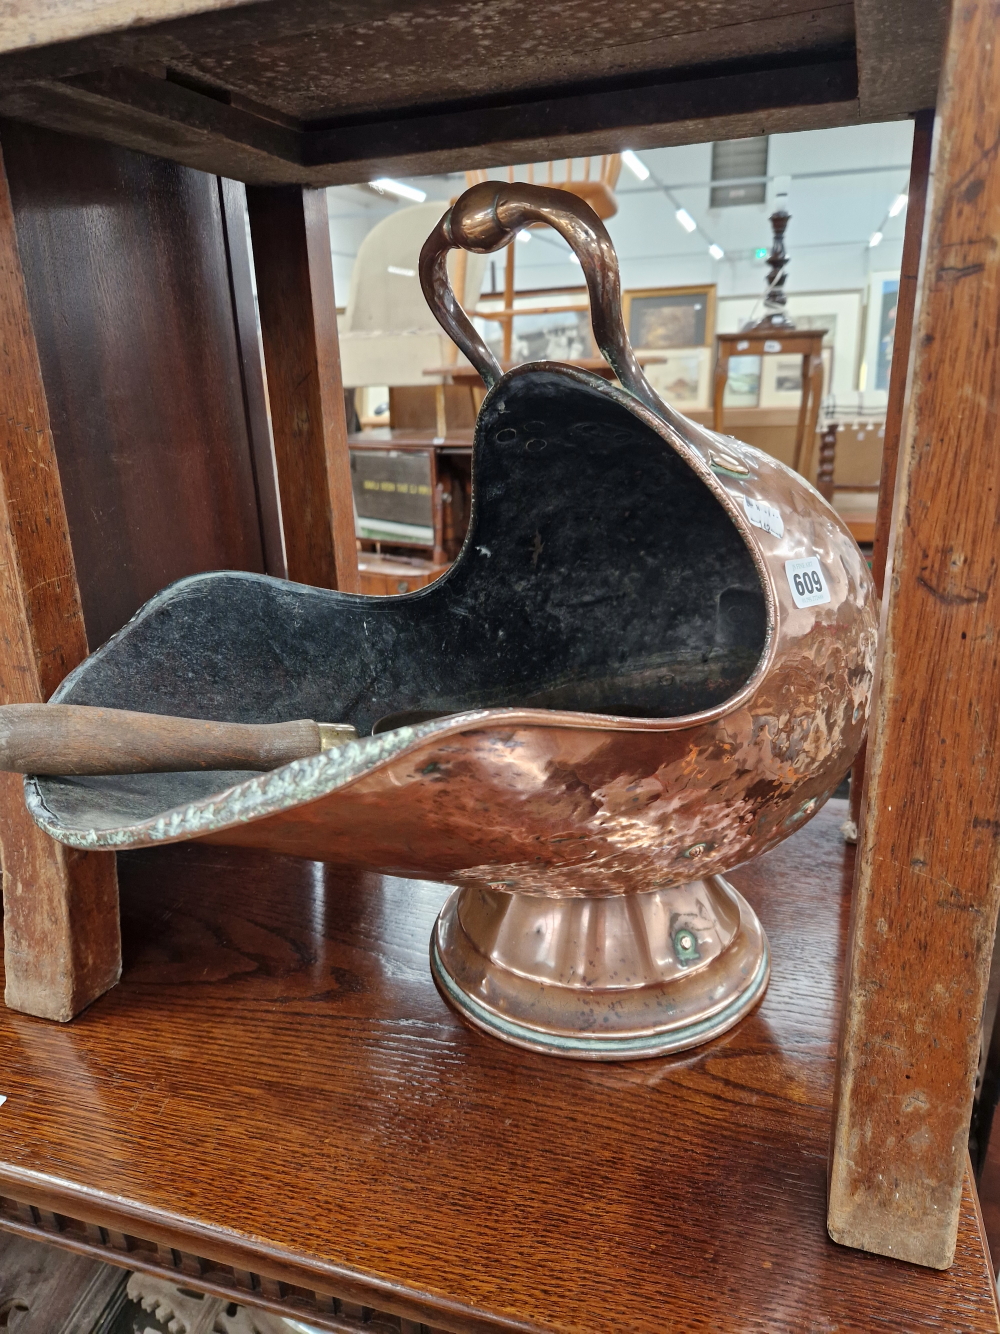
[0, 139, 358, 1026]
[0, 0, 996, 1306]
[348, 429, 474, 568]
[712, 327, 826, 479]
[828, 3, 1000, 1271]
[0, 807, 997, 1333]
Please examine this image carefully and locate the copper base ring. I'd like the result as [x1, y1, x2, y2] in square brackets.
[430, 874, 770, 1060]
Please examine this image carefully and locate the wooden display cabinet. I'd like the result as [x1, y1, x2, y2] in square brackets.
[0, 1, 999, 1329]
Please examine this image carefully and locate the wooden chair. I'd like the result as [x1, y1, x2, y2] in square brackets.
[463, 158, 621, 361]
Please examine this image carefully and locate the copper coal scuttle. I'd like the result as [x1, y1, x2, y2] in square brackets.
[13, 184, 877, 1059]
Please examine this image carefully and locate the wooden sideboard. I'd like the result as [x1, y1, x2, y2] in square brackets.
[0, 802, 996, 1333]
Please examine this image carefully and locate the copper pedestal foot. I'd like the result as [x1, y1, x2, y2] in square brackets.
[430, 875, 769, 1060]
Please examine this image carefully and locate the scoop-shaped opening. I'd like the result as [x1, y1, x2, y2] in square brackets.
[34, 370, 769, 831]
[394, 367, 769, 722]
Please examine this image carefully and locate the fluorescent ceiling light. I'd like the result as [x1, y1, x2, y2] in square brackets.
[516, 230, 531, 243]
[370, 177, 427, 202]
[675, 208, 697, 233]
[708, 243, 725, 260]
[869, 230, 883, 248]
[568, 251, 581, 265]
[387, 265, 416, 277]
[622, 149, 650, 181]
[889, 193, 908, 217]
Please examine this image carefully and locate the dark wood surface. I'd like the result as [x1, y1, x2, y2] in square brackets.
[358, 553, 449, 597]
[0, 1229, 129, 1333]
[830, 0, 1000, 1270]
[0, 119, 268, 652]
[0, 2, 945, 186]
[847, 107, 934, 834]
[870, 108, 934, 606]
[247, 185, 359, 593]
[388, 387, 478, 434]
[980, 1096, 1000, 1275]
[0, 130, 120, 1023]
[349, 430, 472, 564]
[0, 800, 996, 1332]
[219, 175, 288, 582]
[349, 429, 473, 454]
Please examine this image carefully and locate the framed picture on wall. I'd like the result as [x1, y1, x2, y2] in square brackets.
[475, 308, 594, 364]
[858, 271, 901, 406]
[874, 280, 899, 390]
[722, 354, 761, 409]
[644, 347, 712, 411]
[716, 290, 863, 402]
[758, 347, 833, 408]
[622, 285, 716, 349]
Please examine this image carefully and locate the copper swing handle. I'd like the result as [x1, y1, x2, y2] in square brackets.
[419, 181, 666, 416]
[0, 703, 357, 775]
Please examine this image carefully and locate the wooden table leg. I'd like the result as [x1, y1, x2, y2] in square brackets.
[0, 139, 119, 1021]
[429, 450, 447, 568]
[712, 349, 729, 433]
[791, 352, 812, 474]
[816, 422, 837, 502]
[847, 110, 935, 842]
[245, 186, 359, 593]
[433, 384, 447, 438]
[806, 349, 825, 472]
[829, 3, 1000, 1269]
[219, 177, 287, 582]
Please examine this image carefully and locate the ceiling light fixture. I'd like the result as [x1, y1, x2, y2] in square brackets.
[709, 243, 725, 261]
[889, 193, 908, 217]
[622, 150, 650, 181]
[387, 265, 416, 277]
[869, 230, 883, 248]
[516, 230, 532, 243]
[370, 178, 427, 202]
[675, 208, 697, 233]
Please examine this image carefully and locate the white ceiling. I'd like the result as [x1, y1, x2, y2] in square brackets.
[327, 118, 915, 308]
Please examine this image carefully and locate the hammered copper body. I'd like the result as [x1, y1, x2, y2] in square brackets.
[25, 184, 877, 1059]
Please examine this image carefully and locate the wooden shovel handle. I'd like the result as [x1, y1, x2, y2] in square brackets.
[0, 704, 356, 775]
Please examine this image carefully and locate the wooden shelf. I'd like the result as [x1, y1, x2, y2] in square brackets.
[357, 552, 448, 596]
[0, 2, 945, 187]
[0, 801, 995, 1332]
[349, 428, 473, 453]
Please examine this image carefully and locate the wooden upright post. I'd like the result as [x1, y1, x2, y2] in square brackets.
[829, 3, 1000, 1269]
[245, 186, 359, 592]
[0, 140, 120, 1021]
[846, 109, 934, 841]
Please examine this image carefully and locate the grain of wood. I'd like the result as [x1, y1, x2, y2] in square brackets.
[829, 0, 1000, 1270]
[0, 1229, 128, 1332]
[0, 0, 258, 57]
[0, 1, 857, 95]
[246, 185, 358, 591]
[0, 119, 269, 649]
[854, 0, 948, 120]
[848, 109, 934, 836]
[0, 133, 120, 1022]
[0, 804, 997, 1331]
[0, 704, 332, 775]
[0, 57, 860, 190]
[219, 175, 287, 581]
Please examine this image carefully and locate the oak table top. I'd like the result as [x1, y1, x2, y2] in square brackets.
[0, 800, 996, 1333]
